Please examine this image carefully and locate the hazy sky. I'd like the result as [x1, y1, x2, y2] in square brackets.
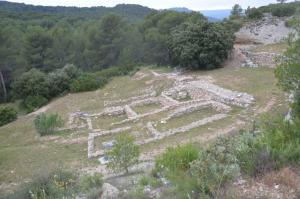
[5, 0, 292, 10]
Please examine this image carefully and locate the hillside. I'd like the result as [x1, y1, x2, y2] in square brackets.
[0, 1, 154, 22]
[0, 1, 300, 198]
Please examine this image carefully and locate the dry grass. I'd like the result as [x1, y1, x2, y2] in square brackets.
[0, 64, 289, 194]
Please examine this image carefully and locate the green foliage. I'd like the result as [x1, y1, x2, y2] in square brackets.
[155, 140, 239, 198]
[155, 144, 199, 173]
[106, 133, 140, 174]
[24, 26, 53, 71]
[257, 2, 300, 17]
[189, 138, 240, 198]
[232, 131, 275, 177]
[34, 113, 63, 136]
[138, 175, 162, 188]
[271, 4, 296, 17]
[47, 64, 81, 97]
[259, 117, 300, 166]
[12, 68, 49, 99]
[246, 7, 263, 20]
[23, 95, 48, 113]
[2, 169, 78, 199]
[70, 73, 103, 93]
[80, 173, 103, 193]
[168, 22, 234, 70]
[0, 106, 17, 126]
[230, 4, 243, 20]
[291, 90, 300, 117]
[275, 38, 300, 117]
[140, 11, 206, 65]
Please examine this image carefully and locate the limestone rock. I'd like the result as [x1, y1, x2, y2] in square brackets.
[100, 183, 119, 199]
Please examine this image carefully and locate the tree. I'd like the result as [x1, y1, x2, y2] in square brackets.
[85, 14, 127, 70]
[168, 22, 234, 70]
[24, 26, 53, 71]
[106, 134, 140, 174]
[140, 11, 206, 65]
[0, 25, 22, 102]
[12, 68, 49, 99]
[230, 4, 243, 19]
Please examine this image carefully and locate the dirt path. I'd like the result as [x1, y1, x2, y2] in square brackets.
[256, 97, 277, 115]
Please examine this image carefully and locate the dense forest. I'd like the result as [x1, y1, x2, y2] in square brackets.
[0, 1, 235, 111]
[1, 1, 299, 113]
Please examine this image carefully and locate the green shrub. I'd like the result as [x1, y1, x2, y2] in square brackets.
[0, 106, 17, 127]
[106, 133, 140, 174]
[168, 22, 235, 70]
[80, 173, 103, 193]
[247, 8, 263, 19]
[292, 90, 300, 117]
[233, 131, 275, 177]
[259, 117, 300, 167]
[34, 113, 63, 136]
[23, 95, 48, 113]
[70, 73, 103, 92]
[271, 5, 296, 17]
[189, 138, 240, 198]
[138, 175, 162, 188]
[2, 169, 78, 199]
[155, 144, 199, 173]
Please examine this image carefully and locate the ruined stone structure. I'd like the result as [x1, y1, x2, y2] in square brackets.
[62, 71, 255, 159]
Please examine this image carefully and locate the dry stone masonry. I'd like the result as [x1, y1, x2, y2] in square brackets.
[62, 71, 255, 159]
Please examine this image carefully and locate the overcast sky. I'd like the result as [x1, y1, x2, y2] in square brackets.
[4, 0, 293, 10]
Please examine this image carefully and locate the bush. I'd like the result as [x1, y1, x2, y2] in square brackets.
[70, 73, 106, 93]
[259, 117, 300, 166]
[0, 106, 17, 127]
[189, 138, 240, 198]
[168, 22, 234, 70]
[155, 144, 199, 173]
[47, 64, 81, 97]
[106, 133, 140, 174]
[233, 131, 275, 177]
[271, 5, 296, 17]
[80, 173, 103, 193]
[247, 8, 263, 19]
[2, 169, 78, 199]
[23, 95, 48, 113]
[34, 113, 63, 136]
[12, 69, 49, 100]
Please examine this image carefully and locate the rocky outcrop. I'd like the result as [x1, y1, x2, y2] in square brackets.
[100, 183, 119, 199]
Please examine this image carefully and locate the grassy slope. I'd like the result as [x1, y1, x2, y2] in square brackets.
[0, 60, 288, 193]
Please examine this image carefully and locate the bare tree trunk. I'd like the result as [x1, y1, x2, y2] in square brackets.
[0, 70, 7, 102]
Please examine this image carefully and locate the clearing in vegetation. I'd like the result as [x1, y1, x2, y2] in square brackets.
[0, 61, 288, 193]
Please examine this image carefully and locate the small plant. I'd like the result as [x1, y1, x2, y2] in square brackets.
[2, 168, 78, 199]
[80, 173, 103, 193]
[138, 175, 162, 188]
[106, 133, 140, 174]
[155, 144, 199, 173]
[34, 113, 63, 136]
[0, 106, 17, 127]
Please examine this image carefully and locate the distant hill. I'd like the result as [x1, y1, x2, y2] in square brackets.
[200, 9, 231, 20]
[0, 1, 154, 22]
[169, 7, 193, 13]
[168, 7, 221, 22]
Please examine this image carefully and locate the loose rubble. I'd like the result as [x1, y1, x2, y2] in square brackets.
[61, 71, 254, 159]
